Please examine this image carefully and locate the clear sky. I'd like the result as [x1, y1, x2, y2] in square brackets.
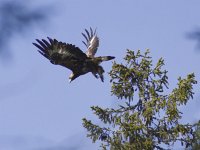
[0, 0, 200, 149]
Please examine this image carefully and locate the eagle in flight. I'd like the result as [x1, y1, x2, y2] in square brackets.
[33, 28, 115, 82]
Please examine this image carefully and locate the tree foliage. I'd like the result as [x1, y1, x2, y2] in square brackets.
[188, 122, 200, 150]
[83, 49, 198, 150]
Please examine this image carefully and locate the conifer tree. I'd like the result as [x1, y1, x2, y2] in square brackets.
[83, 49, 198, 149]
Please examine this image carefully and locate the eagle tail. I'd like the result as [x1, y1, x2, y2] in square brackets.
[99, 56, 115, 61]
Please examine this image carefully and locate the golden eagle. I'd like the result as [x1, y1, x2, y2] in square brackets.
[33, 28, 115, 82]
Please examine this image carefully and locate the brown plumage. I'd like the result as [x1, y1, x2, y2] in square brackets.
[33, 27, 115, 82]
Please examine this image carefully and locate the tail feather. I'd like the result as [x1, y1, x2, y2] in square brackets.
[100, 56, 115, 61]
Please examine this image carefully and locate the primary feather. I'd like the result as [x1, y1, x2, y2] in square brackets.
[33, 27, 115, 82]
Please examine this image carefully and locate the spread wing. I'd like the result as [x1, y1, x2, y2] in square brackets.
[82, 27, 99, 58]
[33, 37, 87, 72]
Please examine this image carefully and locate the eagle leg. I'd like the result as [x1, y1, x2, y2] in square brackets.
[97, 66, 104, 82]
[99, 74, 104, 82]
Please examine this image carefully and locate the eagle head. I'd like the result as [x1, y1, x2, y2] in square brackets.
[69, 73, 80, 83]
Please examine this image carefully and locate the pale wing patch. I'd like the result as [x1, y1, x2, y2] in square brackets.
[82, 27, 99, 58]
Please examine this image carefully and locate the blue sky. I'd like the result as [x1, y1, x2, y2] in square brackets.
[0, 0, 200, 149]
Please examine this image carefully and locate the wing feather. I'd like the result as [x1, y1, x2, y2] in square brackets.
[82, 27, 99, 58]
[33, 37, 87, 72]
[47, 37, 54, 44]
[42, 39, 51, 47]
[85, 29, 91, 39]
[36, 39, 47, 49]
[90, 27, 93, 37]
[82, 41, 87, 47]
[81, 33, 89, 43]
